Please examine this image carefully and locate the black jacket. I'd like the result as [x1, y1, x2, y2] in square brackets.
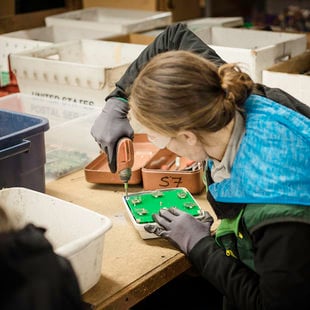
[0, 224, 84, 310]
[107, 23, 310, 310]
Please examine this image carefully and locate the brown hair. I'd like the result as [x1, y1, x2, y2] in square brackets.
[129, 50, 253, 137]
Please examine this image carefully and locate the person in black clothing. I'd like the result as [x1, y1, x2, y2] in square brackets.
[0, 205, 84, 310]
[91, 23, 310, 310]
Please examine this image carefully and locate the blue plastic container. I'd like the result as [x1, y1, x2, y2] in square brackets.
[0, 109, 49, 192]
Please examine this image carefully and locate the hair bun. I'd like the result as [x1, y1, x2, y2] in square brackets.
[218, 63, 253, 107]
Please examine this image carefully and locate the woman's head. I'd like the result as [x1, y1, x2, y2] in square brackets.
[129, 51, 253, 160]
[130, 50, 253, 136]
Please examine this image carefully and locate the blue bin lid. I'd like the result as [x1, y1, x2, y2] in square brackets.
[0, 109, 49, 149]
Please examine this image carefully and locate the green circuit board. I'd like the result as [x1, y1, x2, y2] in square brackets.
[45, 149, 90, 179]
[124, 188, 202, 224]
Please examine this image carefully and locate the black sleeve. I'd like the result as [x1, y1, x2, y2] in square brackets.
[188, 222, 310, 310]
[253, 83, 310, 118]
[107, 23, 225, 100]
[0, 224, 84, 310]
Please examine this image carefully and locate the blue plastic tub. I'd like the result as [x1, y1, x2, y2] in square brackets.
[0, 109, 49, 192]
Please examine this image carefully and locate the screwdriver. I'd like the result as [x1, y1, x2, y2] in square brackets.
[116, 138, 134, 199]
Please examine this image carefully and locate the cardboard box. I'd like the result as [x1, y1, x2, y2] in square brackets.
[0, 187, 112, 293]
[45, 7, 172, 34]
[83, 0, 157, 11]
[82, 0, 201, 22]
[104, 33, 155, 45]
[0, 0, 14, 17]
[262, 51, 310, 106]
[158, 0, 201, 22]
[10, 39, 146, 106]
[0, 25, 123, 86]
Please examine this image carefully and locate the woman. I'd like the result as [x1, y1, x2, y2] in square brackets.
[128, 49, 309, 309]
[91, 23, 310, 309]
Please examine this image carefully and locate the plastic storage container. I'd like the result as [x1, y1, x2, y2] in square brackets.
[0, 94, 102, 182]
[0, 25, 122, 86]
[0, 109, 49, 192]
[44, 112, 101, 182]
[10, 39, 146, 106]
[45, 7, 172, 34]
[0, 187, 112, 293]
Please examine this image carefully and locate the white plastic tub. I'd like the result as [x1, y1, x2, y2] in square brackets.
[0, 25, 120, 86]
[45, 7, 172, 34]
[10, 39, 146, 106]
[0, 187, 112, 293]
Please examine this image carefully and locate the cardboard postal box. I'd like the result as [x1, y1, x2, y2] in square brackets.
[0, 25, 122, 86]
[9, 39, 146, 106]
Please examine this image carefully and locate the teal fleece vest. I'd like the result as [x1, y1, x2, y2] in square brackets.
[209, 95, 310, 206]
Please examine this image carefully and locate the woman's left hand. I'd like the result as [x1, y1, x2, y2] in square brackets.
[145, 208, 213, 255]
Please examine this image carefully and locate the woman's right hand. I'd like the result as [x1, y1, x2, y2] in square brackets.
[91, 97, 134, 173]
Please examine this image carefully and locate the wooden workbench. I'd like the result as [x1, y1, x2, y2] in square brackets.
[46, 169, 217, 309]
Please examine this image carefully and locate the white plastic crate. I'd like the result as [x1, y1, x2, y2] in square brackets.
[0, 94, 101, 182]
[45, 7, 172, 34]
[0, 25, 121, 87]
[10, 39, 146, 106]
[142, 26, 307, 83]
[0, 187, 112, 293]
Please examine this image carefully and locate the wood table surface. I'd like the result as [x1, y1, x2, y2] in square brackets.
[46, 169, 218, 309]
